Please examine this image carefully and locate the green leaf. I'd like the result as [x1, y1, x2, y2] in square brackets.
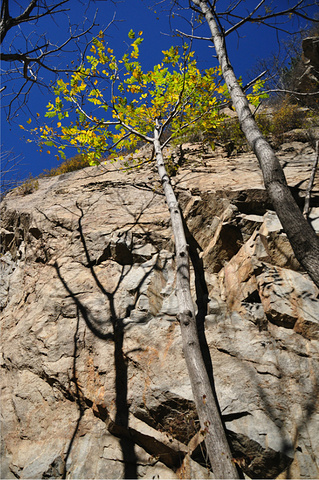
[128, 29, 135, 39]
[78, 112, 86, 122]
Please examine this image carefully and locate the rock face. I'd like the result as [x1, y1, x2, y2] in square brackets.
[1, 141, 319, 479]
[298, 36, 319, 104]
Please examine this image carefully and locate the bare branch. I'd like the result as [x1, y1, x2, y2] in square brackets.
[13, 0, 37, 24]
[264, 88, 319, 96]
[218, 0, 319, 35]
[242, 70, 267, 91]
[175, 28, 212, 41]
[0, 11, 98, 80]
[0, 0, 70, 44]
[0, 1, 112, 118]
[116, 120, 153, 143]
[224, 0, 265, 36]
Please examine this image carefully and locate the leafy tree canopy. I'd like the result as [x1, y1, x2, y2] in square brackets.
[26, 30, 267, 164]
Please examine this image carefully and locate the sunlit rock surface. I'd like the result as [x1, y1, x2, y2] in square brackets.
[1, 141, 319, 479]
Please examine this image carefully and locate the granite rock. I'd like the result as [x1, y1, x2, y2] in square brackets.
[1, 142, 319, 479]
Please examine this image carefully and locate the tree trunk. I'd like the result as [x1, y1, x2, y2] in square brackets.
[192, 0, 319, 288]
[303, 141, 319, 218]
[153, 121, 239, 479]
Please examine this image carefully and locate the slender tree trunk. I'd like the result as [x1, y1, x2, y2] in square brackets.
[303, 141, 319, 218]
[153, 121, 239, 479]
[192, 0, 319, 288]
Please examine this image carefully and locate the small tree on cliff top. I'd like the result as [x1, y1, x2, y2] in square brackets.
[29, 31, 265, 478]
[31, 30, 264, 162]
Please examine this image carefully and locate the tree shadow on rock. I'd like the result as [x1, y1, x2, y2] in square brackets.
[49, 198, 163, 479]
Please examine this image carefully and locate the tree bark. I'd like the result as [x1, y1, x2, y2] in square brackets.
[192, 0, 319, 288]
[303, 141, 319, 218]
[153, 121, 239, 479]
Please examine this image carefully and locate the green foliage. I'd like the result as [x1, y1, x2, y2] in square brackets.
[28, 30, 267, 165]
[256, 99, 307, 140]
[173, 113, 249, 156]
[204, 116, 248, 156]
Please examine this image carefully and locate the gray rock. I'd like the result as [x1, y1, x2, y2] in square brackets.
[1, 142, 319, 479]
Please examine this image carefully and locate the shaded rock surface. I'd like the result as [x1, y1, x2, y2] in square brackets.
[1, 141, 319, 479]
[298, 36, 319, 103]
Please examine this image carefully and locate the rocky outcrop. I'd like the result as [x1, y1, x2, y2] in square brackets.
[298, 36, 319, 104]
[302, 36, 319, 69]
[1, 140, 319, 479]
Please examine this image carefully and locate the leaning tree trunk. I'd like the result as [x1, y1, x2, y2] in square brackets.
[153, 121, 239, 479]
[192, 0, 319, 288]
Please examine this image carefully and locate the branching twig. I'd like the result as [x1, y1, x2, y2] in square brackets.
[264, 88, 319, 97]
[224, 0, 265, 36]
[175, 29, 212, 41]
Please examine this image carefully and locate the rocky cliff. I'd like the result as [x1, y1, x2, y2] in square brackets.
[299, 36, 319, 104]
[1, 139, 319, 479]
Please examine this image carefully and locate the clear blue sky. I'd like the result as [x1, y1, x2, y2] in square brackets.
[1, 0, 317, 184]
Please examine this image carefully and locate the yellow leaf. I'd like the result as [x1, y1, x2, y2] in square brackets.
[19, 125, 25, 130]
[36, 113, 40, 118]
[47, 150, 51, 154]
[57, 122, 62, 128]
[27, 118, 32, 124]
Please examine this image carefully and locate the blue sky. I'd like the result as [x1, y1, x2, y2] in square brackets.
[1, 0, 317, 184]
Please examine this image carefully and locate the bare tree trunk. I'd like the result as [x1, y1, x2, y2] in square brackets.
[192, 0, 319, 288]
[303, 141, 319, 218]
[153, 121, 239, 479]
